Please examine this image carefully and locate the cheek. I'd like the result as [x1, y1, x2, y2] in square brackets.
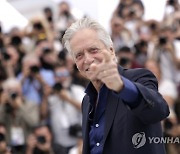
[75, 61, 84, 71]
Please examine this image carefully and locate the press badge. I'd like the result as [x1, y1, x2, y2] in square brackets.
[10, 126, 25, 146]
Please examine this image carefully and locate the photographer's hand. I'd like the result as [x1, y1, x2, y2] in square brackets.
[13, 96, 23, 109]
[20, 66, 30, 85]
[0, 91, 9, 105]
[33, 73, 47, 87]
[26, 134, 37, 154]
[59, 90, 81, 110]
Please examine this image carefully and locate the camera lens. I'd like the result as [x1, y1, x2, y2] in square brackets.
[168, 0, 175, 5]
[11, 36, 22, 46]
[159, 36, 167, 45]
[3, 52, 11, 61]
[30, 66, 40, 73]
[42, 47, 51, 54]
[37, 136, 46, 144]
[10, 92, 18, 100]
[5, 103, 13, 113]
[119, 57, 130, 66]
[0, 133, 5, 142]
[53, 82, 63, 92]
[33, 22, 43, 30]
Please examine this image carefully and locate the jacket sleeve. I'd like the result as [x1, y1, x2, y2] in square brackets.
[124, 68, 170, 124]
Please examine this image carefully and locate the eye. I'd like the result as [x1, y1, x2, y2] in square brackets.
[75, 53, 83, 60]
[90, 48, 99, 53]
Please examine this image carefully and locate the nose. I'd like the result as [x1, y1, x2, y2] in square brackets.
[84, 52, 94, 64]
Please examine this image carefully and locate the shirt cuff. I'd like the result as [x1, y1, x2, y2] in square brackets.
[113, 76, 141, 108]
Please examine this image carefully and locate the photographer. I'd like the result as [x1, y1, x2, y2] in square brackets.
[151, 27, 179, 83]
[145, 59, 179, 154]
[164, 0, 180, 16]
[1, 45, 20, 78]
[116, 46, 142, 69]
[56, 1, 75, 40]
[18, 53, 54, 105]
[110, 16, 133, 52]
[0, 123, 11, 154]
[26, 124, 54, 154]
[40, 64, 84, 154]
[0, 78, 39, 154]
[23, 15, 54, 46]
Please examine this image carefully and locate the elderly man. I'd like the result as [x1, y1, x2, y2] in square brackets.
[62, 18, 169, 154]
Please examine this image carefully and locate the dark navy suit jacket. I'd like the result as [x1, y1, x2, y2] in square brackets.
[82, 66, 170, 154]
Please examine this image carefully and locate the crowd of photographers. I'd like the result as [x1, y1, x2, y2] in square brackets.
[0, 0, 180, 153]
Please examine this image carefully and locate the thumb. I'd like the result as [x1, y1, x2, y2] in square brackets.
[90, 63, 98, 72]
[89, 63, 100, 80]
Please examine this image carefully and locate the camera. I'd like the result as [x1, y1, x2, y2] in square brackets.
[0, 87, 3, 93]
[11, 36, 22, 46]
[149, 23, 157, 31]
[159, 36, 167, 45]
[0, 133, 5, 142]
[42, 47, 52, 54]
[33, 22, 43, 31]
[119, 57, 131, 66]
[53, 82, 63, 92]
[58, 49, 67, 61]
[0, 25, 2, 34]
[69, 124, 82, 138]
[128, 8, 136, 17]
[0, 38, 4, 49]
[37, 136, 46, 144]
[168, 0, 175, 6]
[5, 102, 13, 113]
[10, 92, 18, 100]
[3, 52, 11, 61]
[63, 10, 70, 18]
[30, 65, 40, 74]
[164, 118, 173, 130]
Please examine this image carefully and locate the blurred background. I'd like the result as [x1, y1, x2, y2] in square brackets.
[0, 0, 180, 154]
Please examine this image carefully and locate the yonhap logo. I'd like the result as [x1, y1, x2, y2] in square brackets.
[132, 132, 146, 148]
[132, 132, 180, 149]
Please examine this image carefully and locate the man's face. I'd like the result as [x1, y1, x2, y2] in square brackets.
[70, 28, 115, 81]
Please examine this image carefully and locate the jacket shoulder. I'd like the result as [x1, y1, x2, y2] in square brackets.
[122, 68, 158, 90]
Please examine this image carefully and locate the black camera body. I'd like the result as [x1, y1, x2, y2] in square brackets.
[3, 52, 11, 61]
[11, 36, 22, 46]
[168, 0, 176, 6]
[10, 92, 18, 100]
[33, 22, 43, 31]
[53, 82, 63, 92]
[159, 36, 167, 45]
[37, 136, 46, 144]
[30, 65, 40, 74]
[69, 124, 82, 138]
[0, 133, 5, 142]
[119, 57, 131, 66]
[5, 102, 13, 114]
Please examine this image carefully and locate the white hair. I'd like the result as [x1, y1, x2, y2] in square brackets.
[22, 53, 39, 65]
[2, 77, 21, 91]
[62, 17, 113, 55]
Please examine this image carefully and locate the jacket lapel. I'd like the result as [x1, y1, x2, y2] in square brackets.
[82, 95, 91, 154]
[103, 66, 124, 143]
[103, 90, 119, 142]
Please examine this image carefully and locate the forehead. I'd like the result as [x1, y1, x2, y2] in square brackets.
[70, 28, 104, 52]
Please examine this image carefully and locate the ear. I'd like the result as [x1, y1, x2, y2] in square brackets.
[109, 46, 118, 63]
[109, 46, 115, 55]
